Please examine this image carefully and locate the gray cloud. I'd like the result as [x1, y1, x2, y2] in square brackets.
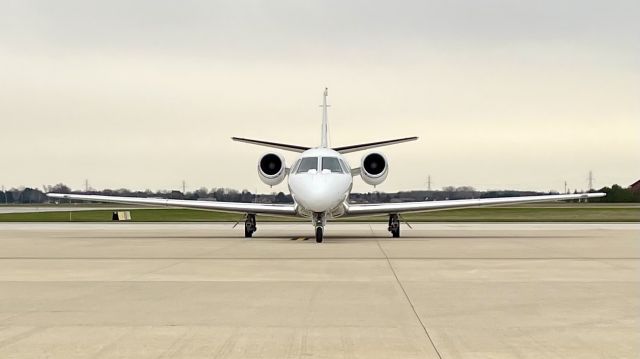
[2, 1, 638, 53]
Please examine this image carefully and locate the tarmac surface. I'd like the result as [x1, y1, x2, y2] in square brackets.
[0, 222, 638, 358]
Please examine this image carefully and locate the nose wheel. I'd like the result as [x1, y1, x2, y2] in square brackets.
[388, 214, 400, 238]
[244, 214, 256, 238]
[313, 212, 326, 243]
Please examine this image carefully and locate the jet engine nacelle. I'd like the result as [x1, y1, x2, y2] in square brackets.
[258, 153, 286, 186]
[360, 152, 388, 186]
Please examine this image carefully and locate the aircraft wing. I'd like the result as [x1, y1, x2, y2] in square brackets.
[344, 193, 606, 216]
[46, 193, 297, 216]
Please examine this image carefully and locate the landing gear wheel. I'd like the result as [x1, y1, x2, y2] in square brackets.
[244, 214, 256, 238]
[388, 214, 400, 238]
[313, 212, 326, 243]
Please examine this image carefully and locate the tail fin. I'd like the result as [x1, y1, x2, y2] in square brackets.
[321, 87, 329, 148]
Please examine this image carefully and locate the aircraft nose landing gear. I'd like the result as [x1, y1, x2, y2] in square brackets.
[388, 214, 400, 238]
[313, 212, 326, 243]
[244, 214, 256, 238]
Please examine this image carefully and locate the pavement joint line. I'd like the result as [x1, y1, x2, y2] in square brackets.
[509, 235, 640, 271]
[515, 234, 584, 260]
[130, 260, 186, 280]
[0, 257, 637, 260]
[376, 240, 444, 359]
[9, 235, 607, 240]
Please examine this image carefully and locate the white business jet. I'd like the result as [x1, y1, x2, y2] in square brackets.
[48, 88, 605, 242]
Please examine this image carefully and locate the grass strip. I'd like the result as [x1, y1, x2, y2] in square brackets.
[0, 207, 638, 222]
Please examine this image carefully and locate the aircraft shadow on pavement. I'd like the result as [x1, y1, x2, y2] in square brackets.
[81, 234, 588, 240]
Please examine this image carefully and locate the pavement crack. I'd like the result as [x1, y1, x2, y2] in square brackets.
[0, 327, 45, 349]
[129, 261, 185, 280]
[376, 240, 443, 359]
[92, 328, 132, 358]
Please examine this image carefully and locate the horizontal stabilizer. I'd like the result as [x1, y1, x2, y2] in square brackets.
[232, 137, 310, 153]
[333, 137, 418, 154]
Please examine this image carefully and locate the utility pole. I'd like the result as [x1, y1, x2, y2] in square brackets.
[588, 171, 594, 191]
[564, 181, 568, 194]
[427, 176, 431, 191]
[84, 179, 89, 192]
[182, 180, 186, 194]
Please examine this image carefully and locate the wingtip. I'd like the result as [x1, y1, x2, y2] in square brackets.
[46, 193, 66, 198]
[581, 192, 606, 198]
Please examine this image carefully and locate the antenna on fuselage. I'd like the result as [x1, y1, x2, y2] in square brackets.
[320, 87, 330, 148]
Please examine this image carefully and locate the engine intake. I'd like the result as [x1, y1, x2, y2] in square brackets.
[258, 153, 286, 186]
[360, 152, 388, 186]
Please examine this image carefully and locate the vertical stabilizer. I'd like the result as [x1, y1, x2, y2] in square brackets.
[320, 87, 329, 148]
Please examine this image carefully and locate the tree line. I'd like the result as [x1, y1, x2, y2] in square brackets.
[0, 183, 638, 204]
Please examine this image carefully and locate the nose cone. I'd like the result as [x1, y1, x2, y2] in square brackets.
[298, 185, 340, 212]
[290, 174, 350, 213]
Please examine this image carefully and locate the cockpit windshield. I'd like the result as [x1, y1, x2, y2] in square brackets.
[321, 157, 343, 173]
[296, 157, 319, 173]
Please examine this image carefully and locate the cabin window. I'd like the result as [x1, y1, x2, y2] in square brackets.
[321, 157, 343, 173]
[296, 157, 319, 173]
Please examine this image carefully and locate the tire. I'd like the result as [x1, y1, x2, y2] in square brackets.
[244, 227, 253, 238]
[392, 228, 400, 238]
[315, 227, 323, 243]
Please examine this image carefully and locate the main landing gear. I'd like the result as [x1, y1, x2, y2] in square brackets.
[388, 214, 400, 238]
[244, 214, 256, 238]
[313, 212, 326, 243]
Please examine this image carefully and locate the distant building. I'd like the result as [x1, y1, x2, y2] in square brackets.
[630, 179, 640, 193]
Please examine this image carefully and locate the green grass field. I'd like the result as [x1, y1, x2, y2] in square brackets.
[0, 205, 638, 222]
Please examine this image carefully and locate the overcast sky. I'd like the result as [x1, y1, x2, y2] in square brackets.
[1, 0, 638, 193]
